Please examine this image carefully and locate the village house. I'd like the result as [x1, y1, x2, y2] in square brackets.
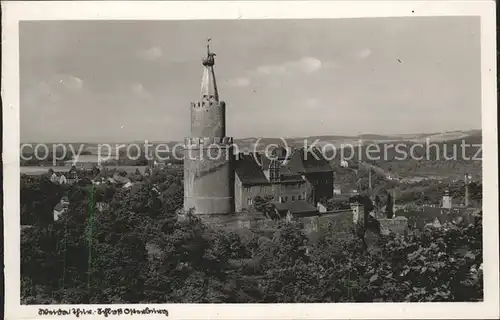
[47, 167, 78, 185]
[396, 187, 481, 230]
[53, 196, 70, 221]
[276, 201, 319, 222]
[333, 184, 342, 195]
[111, 173, 133, 188]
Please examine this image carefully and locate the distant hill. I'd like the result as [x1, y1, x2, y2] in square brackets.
[21, 129, 482, 157]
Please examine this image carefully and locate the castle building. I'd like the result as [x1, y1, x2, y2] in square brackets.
[183, 43, 334, 216]
[233, 147, 334, 212]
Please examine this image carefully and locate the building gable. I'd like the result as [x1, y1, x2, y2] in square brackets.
[234, 154, 269, 186]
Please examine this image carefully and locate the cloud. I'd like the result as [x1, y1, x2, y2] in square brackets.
[226, 77, 251, 87]
[255, 56, 322, 76]
[131, 83, 152, 99]
[323, 61, 340, 69]
[295, 57, 323, 73]
[228, 57, 329, 90]
[32, 81, 62, 103]
[305, 98, 320, 108]
[354, 48, 372, 60]
[138, 46, 163, 61]
[256, 64, 287, 75]
[45, 74, 84, 93]
[32, 74, 83, 103]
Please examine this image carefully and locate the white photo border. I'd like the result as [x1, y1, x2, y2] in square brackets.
[2, 1, 498, 319]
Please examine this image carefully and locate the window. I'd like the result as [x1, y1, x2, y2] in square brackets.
[298, 195, 302, 200]
[269, 159, 280, 182]
[247, 198, 253, 206]
[291, 196, 295, 201]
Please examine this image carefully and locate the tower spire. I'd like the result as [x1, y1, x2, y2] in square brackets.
[200, 38, 218, 101]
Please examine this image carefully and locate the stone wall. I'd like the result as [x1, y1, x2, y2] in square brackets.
[379, 216, 409, 236]
[293, 209, 408, 237]
[184, 208, 371, 239]
[190, 101, 226, 137]
[183, 143, 234, 215]
[289, 210, 353, 234]
[191, 208, 355, 236]
[196, 212, 270, 232]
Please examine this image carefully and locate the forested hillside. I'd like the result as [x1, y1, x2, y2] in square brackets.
[21, 168, 483, 303]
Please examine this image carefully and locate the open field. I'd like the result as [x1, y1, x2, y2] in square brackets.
[20, 165, 150, 176]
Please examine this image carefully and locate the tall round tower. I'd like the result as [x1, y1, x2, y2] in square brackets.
[183, 41, 235, 215]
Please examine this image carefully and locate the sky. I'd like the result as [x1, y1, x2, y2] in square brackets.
[20, 17, 481, 142]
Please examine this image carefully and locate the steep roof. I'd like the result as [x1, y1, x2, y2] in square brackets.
[234, 154, 269, 185]
[274, 200, 318, 217]
[267, 148, 333, 174]
[235, 147, 333, 186]
[259, 154, 271, 171]
[299, 148, 334, 173]
[284, 151, 305, 173]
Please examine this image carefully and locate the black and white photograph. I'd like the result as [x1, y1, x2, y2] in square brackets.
[2, 1, 499, 319]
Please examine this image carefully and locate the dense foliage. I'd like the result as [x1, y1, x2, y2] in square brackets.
[21, 169, 483, 304]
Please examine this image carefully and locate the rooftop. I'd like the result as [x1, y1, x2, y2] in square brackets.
[234, 147, 333, 186]
[234, 154, 269, 185]
[274, 200, 318, 217]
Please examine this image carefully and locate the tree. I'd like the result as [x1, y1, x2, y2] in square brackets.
[21, 166, 484, 304]
[20, 175, 65, 226]
[386, 192, 394, 218]
[253, 196, 276, 219]
[374, 195, 382, 210]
